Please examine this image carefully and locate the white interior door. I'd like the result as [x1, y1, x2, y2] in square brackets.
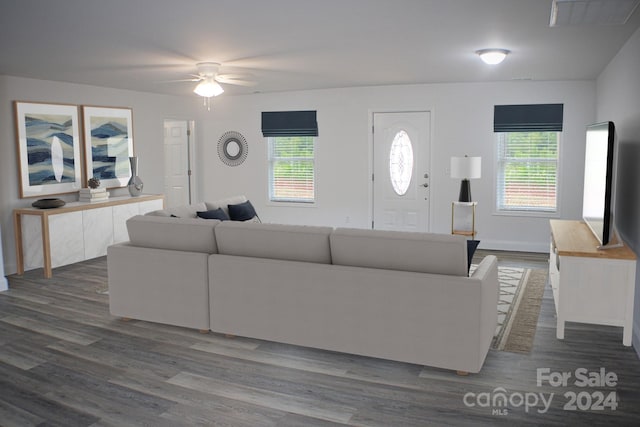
[372, 111, 430, 232]
[163, 120, 192, 208]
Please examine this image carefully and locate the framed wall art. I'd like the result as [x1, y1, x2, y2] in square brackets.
[14, 101, 83, 198]
[82, 106, 134, 188]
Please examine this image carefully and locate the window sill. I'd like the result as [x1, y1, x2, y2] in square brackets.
[267, 200, 317, 208]
[493, 209, 560, 219]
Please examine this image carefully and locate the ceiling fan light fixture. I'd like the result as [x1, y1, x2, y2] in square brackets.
[476, 48, 510, 65]
[193, 78, 224, 97]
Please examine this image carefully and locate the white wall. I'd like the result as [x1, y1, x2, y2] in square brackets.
[596, 26, 640, 356]
[0, 75, 205, 275]
[0, 75, 597, 276]
[201, 80, 595, 252]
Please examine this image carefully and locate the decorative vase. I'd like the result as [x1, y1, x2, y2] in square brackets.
[127, 156, 144, 197]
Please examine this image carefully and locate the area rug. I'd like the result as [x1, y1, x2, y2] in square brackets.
[496, 268, 547, 353]
[471, 264, 547, 353]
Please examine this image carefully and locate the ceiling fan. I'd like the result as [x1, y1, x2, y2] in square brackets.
[171, 62, 255, 109]
[190, 62, 255, 93]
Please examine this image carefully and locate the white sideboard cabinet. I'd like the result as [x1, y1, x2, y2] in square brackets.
[14, 194, 164, 278]
[549, 220, 637, 346]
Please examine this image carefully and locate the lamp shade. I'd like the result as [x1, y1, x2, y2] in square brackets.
[451, 156, 481, 179]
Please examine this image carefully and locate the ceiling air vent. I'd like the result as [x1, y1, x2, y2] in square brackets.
[550, 0, 640, 26]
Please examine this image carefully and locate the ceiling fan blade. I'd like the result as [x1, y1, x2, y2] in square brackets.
[158, 78, 200, 83]
[216, 73, 253, 80]
[215, 76, 257, 86]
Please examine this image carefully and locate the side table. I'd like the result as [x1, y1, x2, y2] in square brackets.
[452, 201, 477, 239]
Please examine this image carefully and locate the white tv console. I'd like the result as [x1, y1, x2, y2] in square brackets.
[549, 220, 637, 346]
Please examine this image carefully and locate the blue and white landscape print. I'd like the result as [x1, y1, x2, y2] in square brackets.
[90, 117, 130, 179]
[25, 114, 77, 186]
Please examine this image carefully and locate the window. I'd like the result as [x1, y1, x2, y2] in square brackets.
[495, 131, 559, 213]
[493, 103, 563, 214]
[268, 136, 315, 203]
[389, 130, 414, 196]
[262, 110, 318, 204]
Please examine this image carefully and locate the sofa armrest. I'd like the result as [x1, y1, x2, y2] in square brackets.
[470, 255, 498, 281]
[470, 255, 500, 367]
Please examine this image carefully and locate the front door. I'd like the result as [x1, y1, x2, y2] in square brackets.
[372, 111, 430, 232]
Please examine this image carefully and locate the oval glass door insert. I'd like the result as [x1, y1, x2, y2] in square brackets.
[389, 130, 414, 195]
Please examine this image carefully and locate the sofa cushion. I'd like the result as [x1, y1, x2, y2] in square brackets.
[146, 202, 207, 218]
[197, 208, 230, 221]
[330, 228, 468, 276]
[215, 222, 333, 264]
[126, 215, 219, 253]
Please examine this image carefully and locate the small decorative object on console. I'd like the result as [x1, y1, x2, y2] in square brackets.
[80, 177, 109, 202]
[79, 187, 109, 202]
[32, 198, 66, 209]
[128, 156, 144, 196]
[88, 177, 101, 189]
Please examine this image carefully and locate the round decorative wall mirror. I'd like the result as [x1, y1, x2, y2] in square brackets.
[217, 131, 248, 166]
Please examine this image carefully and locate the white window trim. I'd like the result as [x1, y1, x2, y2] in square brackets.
[267, 136, 317, 205]
[492, 132, 562, 218]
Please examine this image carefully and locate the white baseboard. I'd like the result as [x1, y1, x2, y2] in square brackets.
[478, 239, 548, 254]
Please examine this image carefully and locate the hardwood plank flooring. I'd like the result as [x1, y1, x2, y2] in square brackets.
[1, 254, 639, 426]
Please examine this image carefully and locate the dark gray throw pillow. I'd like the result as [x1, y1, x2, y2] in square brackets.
[228, 200, 257, 221]
[197, 208, 230, 221]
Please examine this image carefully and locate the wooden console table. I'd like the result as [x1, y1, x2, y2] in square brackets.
[14, 194, 164, 278]
[549, 220, 637, 346]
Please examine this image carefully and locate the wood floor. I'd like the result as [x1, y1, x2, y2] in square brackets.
[1, 252, 640, 426]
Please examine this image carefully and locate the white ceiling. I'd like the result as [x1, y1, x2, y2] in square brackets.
[1, 0, 639, 97]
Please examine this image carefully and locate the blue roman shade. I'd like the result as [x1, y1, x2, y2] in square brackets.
[494, 104, 564, 132]
[261, 110, 318, 137]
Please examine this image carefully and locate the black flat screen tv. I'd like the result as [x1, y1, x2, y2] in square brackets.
[582, 121, 616, 247]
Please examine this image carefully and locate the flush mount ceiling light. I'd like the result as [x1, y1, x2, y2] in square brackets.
[476, 49, 511, 65]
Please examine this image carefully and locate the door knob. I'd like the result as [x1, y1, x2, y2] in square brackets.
[422, 183, 429, 187]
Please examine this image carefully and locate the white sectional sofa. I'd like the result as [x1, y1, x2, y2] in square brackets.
[107, 197, 499, 373]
